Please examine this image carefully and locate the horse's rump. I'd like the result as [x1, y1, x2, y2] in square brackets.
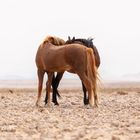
[65, 44, 87, 73]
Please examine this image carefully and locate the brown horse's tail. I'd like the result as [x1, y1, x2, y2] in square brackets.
[86, 48, 98, 104]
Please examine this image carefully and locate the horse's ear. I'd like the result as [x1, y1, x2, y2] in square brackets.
[88, 37, 94, 41]
[68, 36, 71, 40]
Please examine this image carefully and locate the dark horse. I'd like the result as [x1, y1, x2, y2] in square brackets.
[44, 36, 100, 105]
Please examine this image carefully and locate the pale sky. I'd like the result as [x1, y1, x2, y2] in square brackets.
[0, 0, 140, 80]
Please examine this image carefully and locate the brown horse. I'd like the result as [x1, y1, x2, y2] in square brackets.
[35, 36, 98, 107]
[45, 36, 100, 105]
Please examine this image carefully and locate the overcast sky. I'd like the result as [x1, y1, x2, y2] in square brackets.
[0, 0, 140, 80]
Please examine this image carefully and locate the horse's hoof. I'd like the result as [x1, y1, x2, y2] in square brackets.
[36, 103, 41, 107]
[84, 102, 89, 105]
[85, 105, 92, 109]
[94, 103, 98, 108]
[44, 102, 48, 106]
[44, 99, 48, 104]
[54, 102, 59, 106]
[52, 100, 59, 106]
[45, 102, 49, 106]
[36, 101, 39, 107]
[84, 99, 89, 105]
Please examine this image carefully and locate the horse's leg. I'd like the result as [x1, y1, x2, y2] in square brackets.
[52, 72, 64, 105]
[93, 86, 98, 107]
[82, 82, 88, 105]
[46, 72, 54, 106]
[78, 73, 94, 107]
[44, 73, 55, 105]
[82, 82, 89, 105]
[36, 69, 45, 106]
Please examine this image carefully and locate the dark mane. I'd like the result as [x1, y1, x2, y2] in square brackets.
[65, 37, 95, 49]
[73, 38, 94, 48]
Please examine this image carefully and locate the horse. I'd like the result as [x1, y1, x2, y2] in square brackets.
[44, 36, 100, 105]
[35, 36, 98, 107]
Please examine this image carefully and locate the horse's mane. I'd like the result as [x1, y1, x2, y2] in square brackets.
[66, 37, 95, 48]
[42, 36, 65, 46]
[74, 38, 94, 48]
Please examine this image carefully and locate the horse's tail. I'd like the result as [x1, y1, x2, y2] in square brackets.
[86, 48, 98, 104]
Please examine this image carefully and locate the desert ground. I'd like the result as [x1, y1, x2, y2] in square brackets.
[0, 79, 140, 140]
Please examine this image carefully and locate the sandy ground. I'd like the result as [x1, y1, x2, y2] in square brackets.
[0, 80, 140, 140]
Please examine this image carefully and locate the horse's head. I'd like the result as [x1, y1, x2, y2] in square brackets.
[42, 36, 65, 46]
[65, 36, 100, 67]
